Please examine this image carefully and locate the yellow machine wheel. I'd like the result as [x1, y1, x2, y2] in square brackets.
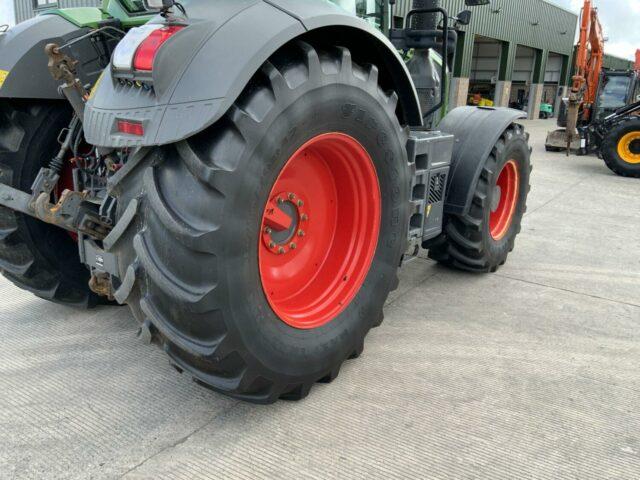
[601, 118, 640, 178]
[616, 131, 640, 164]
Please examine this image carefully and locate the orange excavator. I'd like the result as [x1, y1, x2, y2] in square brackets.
[546, 0, 604, 153]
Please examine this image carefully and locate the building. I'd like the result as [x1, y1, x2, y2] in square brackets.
[12, 0, 635, 120]
[603, 54, 635, 71]
[393, 0, 578, 119]
[13, 0, 99, 24]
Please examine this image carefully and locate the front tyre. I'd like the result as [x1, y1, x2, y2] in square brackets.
[427, 124, 531, 272]
[110, 42, 411, 403]
[601, 118, 640, 178]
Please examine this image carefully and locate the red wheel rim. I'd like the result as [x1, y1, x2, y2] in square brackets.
[490, 160, 520, 241]
[258, 133, 381, 330]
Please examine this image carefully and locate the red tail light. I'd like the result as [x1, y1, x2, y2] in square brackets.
[133, 26, 184, 71]
[117, 120, 145, 136]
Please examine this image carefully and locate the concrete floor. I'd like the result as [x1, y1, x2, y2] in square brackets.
[1, 119, 639, 479]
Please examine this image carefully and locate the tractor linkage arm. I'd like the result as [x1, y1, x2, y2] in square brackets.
[0, 44, 112, 241]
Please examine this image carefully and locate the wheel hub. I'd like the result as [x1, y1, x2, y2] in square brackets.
[258, 133, 381, 330]
[261, 192, 308, 256]
[491, 185, 502, 212]
[618, 132, 640, 164]
[489, 160, 520, 241]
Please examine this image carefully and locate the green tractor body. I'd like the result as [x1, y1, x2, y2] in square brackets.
[40, 0, 154, 28]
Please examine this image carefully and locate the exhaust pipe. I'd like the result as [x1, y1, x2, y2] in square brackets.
[411, 0, 440, 30]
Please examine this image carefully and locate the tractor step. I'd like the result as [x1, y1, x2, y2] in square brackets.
[405, 130, 454, 256]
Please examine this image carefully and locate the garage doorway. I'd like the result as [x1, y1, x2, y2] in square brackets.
[469, 36, 501, 106]
[510, 45, 536, 111]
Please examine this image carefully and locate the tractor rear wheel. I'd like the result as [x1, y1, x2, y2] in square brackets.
[601, 118, 640, 178]
[426, 124, 531, 272]
[107, 42, 411, 403]
[0, 100, 103, 307]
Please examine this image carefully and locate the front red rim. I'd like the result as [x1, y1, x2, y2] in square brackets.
[258, 133, 381, 330]
[490, 160, 520, 241]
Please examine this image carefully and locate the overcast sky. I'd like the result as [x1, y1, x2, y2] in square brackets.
[0, 0, 637, 60]
[0, 0, 16, 27]
[550, 0, 639, 60]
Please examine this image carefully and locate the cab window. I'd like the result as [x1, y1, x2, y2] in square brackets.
[331, 0, 384, 29]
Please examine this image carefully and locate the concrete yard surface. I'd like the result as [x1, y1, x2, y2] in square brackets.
[0, 119, 639, 479]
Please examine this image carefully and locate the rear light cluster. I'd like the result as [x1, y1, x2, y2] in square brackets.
[112, 24, 184, 73]
[117, 120, 145, 137]
[110, 24, 184, 137]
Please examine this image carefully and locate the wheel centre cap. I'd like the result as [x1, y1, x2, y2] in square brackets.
[262, 192, 308, 255]
[491, 185, 502, 212]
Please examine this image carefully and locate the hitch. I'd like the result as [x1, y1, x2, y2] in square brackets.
[0, 112, 112, 241]
[0, 183, 112, 241]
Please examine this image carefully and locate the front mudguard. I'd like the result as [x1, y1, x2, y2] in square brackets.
[0, 15, 99, 100]
[438, 106, 527, 216]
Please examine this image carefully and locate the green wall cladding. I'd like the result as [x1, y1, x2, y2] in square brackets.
[394, 0, 578, 78]
[603, 54, 634, 71]
[14, 0, 100, 24]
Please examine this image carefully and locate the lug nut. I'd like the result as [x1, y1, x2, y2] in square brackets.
[278, 247, 285, 254]
[290, 243, 297, 250]
[277, 197, 283, 204]
[264, 227, 272, 234]
[297, 230, 305, 237]
[288, 193, 296, 200]
[269, 241, 276, 249]
[301, 214, 309, 221]
[297, 200, 304, 207]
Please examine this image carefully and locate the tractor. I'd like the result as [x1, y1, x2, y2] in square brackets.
[593, 100, 640, 177]
[0, 0, 531, 403]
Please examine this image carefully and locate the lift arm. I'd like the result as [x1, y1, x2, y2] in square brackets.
[564, 0, 604, 152]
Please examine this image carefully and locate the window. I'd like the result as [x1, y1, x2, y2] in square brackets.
[594, 75, 632, 120]
[34, 0, 58, 9]
[330, 0, 384, 29]
[598, 76, 631, 109]
[119, 0, 149, 13]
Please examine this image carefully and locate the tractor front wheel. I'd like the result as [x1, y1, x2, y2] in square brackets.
[107, 42, 411, 403]
[426, 124, 531, 272]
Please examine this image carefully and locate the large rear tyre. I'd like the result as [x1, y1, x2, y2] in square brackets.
[0, 100, 103, 307]
[108, 42, 411, 403]
[600, 118, 640, 178]
[426, 124, 531, 272]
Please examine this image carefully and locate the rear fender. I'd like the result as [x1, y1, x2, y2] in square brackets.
[0, 15, 102, 100]
[83, 0, 421, 148]
[438, 106, 526, 216]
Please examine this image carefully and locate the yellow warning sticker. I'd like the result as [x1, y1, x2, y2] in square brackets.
[0, 70, 8, 89]
[88, 70, 105, 101]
